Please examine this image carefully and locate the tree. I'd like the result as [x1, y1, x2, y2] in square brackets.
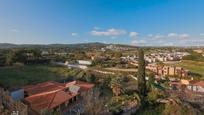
[83, 88, 106, 115]
[147, 89, 165, 105]
[15, 50, 27, 63]
[114, 52, 122, 58]
[0, 50, 7, 66]
[147, 72, 155, 91]
[5, 50, 16, 66]
[162, 98, 197, 115]
[110, 77, 122, 97]
[137, 49, 146, 97]
[76, 70, 87, 81]
[132, 93, 141, 109]
[76, 70, 96, 83]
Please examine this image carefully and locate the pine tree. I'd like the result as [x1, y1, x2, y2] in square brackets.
[137, 49, 146, 97]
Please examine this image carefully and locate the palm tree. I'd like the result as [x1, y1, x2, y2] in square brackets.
[110, 77, 122, 97]
[132, 93, 141, 109]
[76, 70, 86, 80]
[76, 70, 95, 82]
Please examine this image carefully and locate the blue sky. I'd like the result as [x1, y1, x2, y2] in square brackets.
[0, 0, 204, 46]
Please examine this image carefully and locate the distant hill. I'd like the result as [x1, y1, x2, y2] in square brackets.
[0, 42, 108, 49]
[1, 42, 204, 49]
[0, 42, 140, 49]
[0, 43, 19, 49]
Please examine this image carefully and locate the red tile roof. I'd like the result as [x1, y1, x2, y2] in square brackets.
[189, 80, 198, 84]
[172, 80, 204, 88]
[24, 81, 64, 96]
[194, 81, 204, 87]
[48, 91, 78, 109]
[24, 80, 94, 112]
[26, 91, 56, 110]
[170, 81, 181, 85]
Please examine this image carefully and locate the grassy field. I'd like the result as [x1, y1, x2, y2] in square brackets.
[0, 65, 77, 90]
[176, 60, 204, 79]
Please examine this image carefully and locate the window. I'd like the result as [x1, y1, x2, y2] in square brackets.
[193, 86, 197, 91]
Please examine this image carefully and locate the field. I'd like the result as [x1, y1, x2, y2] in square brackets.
[176, 60, 204, 79]
[0, 65, 76, 90]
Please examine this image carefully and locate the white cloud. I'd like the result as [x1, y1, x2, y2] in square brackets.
[149, 33, 190, 40]
[131, 40, 137, 44]
[154, 34, 164, 39]
[200, 33, 204, 36]
[147, 34, 153, 37]
[131, 40, 146, 45]
[136, 33, 194, 46]
[129, 32, 138, 38]
[179, 33, 189, 39]
[90, 28, 127, 37]
[71, 33, 78, 36]
[167, 33, 177, 37]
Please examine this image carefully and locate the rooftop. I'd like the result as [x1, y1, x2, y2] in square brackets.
[24, 80, 94, 111]
[170, 80, 204, 87]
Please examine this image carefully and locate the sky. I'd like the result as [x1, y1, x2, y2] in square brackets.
[0, 0, 204, 46]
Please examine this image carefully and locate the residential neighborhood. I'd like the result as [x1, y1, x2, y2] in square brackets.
[1, 0, 204, 115]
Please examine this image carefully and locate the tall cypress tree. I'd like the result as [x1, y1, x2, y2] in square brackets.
[137, 48, 146, 97]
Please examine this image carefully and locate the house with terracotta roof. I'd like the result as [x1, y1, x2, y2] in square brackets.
[23, 80, 94, 115]
[170, 79, 204, 93]
[187, 81, 204, 93]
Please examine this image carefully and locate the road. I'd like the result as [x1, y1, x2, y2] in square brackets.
[104, 68, 138, 72]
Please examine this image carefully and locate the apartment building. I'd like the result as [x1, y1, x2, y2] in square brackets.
[144, 52, 189, 63]
[147, 64, 189, 77]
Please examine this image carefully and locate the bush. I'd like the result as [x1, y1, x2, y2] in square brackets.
[13, 62, 24, 67]
[147, 89, 166, 105]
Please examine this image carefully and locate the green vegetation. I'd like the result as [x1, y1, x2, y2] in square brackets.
[147, 72, 155, 91]
[137, 104, 164, 115]
[0, 65, 78, 90]
[182, 52, 204, 62]
[0, 45, 203, 114]
[110, 76, 123, 96]
[176, 60, 204, 79]
[137, 49, 147, 97]
[108, 93, 140, 114]
[162, 98, 198, 115]
[147, 88, 166, 105]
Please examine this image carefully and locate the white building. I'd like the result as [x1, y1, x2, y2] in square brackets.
[68, 64, 88, 69]
[78, 60, 92, 65]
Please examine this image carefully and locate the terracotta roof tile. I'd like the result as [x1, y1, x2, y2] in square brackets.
[194, 81, 204, 87]
[24, 81, 64, 96]
[26, 92, 56, 110]
[23, 80, 94, 112]
[48, 91, 78, 109]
